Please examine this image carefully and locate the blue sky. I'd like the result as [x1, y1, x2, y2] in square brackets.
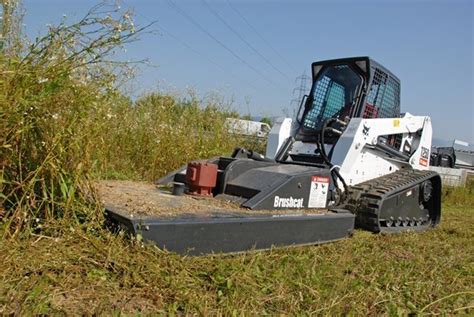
[24, 0, 473, 143]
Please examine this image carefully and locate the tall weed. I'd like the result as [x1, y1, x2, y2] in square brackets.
[0, 4, 145, 233]
[91, 92, 244, 181]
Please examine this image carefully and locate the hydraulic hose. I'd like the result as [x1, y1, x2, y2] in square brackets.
[319, 118, 349, 194]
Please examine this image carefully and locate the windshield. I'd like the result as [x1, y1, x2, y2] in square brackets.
[302, 64, 362, 130]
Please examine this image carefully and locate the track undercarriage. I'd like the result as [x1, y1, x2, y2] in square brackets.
[343, 169, 442, 233]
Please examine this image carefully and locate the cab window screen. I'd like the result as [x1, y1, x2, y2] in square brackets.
[363, 68, 400, 118]
[303, 65, 361, 130]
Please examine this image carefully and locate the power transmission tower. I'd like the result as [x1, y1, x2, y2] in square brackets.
[288, 70, 311, 119]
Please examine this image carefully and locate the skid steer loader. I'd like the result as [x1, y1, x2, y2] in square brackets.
[103, 56, 441, 254]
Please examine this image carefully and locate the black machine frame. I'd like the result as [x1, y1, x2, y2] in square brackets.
[105, 207, 355, 255]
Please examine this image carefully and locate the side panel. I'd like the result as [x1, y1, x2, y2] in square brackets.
[133, 214, 355, 255]
[265, 118, 294, 159]
[331, 114, 433, 186]
[222, 164, 333, 210]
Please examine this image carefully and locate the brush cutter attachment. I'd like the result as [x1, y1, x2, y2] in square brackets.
[103, 56, 441, 254]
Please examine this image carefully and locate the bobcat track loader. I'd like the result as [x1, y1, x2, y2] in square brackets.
[103, 57, 441, 255]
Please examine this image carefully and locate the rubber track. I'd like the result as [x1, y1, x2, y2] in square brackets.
[344, 168, 440, 233]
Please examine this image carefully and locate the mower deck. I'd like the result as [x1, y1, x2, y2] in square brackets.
[98, 180, 355, 255]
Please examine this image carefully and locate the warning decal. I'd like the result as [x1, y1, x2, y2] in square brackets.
[419, 146, 430, 167]
[419, 158, 428, 167]
[308, 176, 330, 208]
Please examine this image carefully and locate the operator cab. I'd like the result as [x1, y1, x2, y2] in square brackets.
[296, 57, 401, 144]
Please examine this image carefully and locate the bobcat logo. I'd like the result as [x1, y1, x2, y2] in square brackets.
[421, 146, 429, 159]
[362, 123, 370, 136]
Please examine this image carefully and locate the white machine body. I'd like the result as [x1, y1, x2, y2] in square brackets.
[266, 113, 433, 187]
[265, 117, 294, 160]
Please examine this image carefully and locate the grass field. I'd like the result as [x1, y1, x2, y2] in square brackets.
[0, 203, 473, 315]
[1, 3, 473, 315]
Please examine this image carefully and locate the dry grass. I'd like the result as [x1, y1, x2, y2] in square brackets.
[443, 178, 474, 208]
[0, 206, 472, 315]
